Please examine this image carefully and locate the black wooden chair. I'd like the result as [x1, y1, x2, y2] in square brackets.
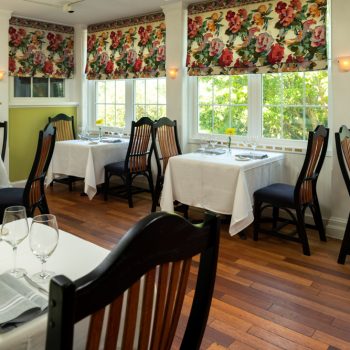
[0, 124, 56, 223]
[48, 113, 81, 191]
[46, 211, 220, 350]
[104, 117, 154, 208]
[253, 125, 329, 256]
[0, 121, 7, 161]
[335, 125, 350, 264]
[151, 117, 189, 217]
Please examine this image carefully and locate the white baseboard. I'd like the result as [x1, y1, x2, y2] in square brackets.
[10, 180, 26, 188]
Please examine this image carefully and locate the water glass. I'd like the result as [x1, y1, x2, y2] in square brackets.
[1, 206, 29, 278]
[29, 214, 59, 283]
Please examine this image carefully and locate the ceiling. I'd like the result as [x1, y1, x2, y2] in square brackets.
[0, 0, 202, 26]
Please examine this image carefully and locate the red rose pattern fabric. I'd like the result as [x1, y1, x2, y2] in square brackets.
[8, 18, 74, 79]
[85, 20, 166, 80]
[187, 0, 327, 76]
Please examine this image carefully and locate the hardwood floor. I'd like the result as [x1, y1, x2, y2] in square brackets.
[46, 183, 350, 350]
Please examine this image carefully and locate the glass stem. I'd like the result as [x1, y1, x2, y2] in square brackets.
[12, 246, 17, 273]
[41, 260, 47, 278]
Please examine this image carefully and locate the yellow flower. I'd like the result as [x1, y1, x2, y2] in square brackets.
[96, 118, 104, 126]
[258, 4, 267, 13]
[225, 128, 236, 136]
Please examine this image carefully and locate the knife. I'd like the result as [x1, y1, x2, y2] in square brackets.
[23, 274, 49, 296]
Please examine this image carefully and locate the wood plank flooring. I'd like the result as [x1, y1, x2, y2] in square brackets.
[46, 183, 350, 350]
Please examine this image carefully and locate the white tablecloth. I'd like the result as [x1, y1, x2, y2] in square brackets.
[47, 139, 129, 199]
[0, 223, 109, 350]
[0, 158, 10, 188]
[160, 149, 284, 235]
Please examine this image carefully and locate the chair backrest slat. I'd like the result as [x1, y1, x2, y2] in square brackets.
[295, 125, 329, 204]
[48, 114, 75, 141]
[23, 124, 56, 215]
[46, 212, 220, 350]
[126, 117, 153, 174]
[336, 125, 350, 196]
[0, 121, 7, 162]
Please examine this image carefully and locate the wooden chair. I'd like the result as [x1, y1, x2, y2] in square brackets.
[253, 125, 329, 256]
[104, 117, 154, 208]
[0, 124, 56, 223]
[46, 211, 220, 350]
[151, 117, 188, 217]
[0, 121, 7, 162]
[48, 113, 80, 191]
[335, 125, 350, 264]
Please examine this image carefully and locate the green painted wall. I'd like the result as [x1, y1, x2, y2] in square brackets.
[9, 106, 77, 182]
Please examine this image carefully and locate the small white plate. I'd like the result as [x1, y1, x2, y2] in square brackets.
[235, 155, 250, 161]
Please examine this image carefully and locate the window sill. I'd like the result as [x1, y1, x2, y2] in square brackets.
[9, 101, 79, 108]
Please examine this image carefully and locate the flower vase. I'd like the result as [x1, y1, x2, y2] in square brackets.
[99, 127, 102, 142]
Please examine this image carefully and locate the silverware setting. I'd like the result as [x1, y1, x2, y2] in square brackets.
[23, 274, 49, 296]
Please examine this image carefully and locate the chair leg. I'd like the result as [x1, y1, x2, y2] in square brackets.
[152, 178, 162, 212]
[311, 197, 327, 242]
[295, 207, 311, 256]
[272, 207, 279, 229]
[126, 174, 133, 208]
[338, 213, 350, 264]
[68, 177, 73, 192]
[104, 172, 109, 201]
[253, 200, 262, 241]
[146, 172, 154, 208]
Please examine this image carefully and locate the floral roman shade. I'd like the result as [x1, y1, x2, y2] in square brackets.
[86, 12, 166, 80]
[8, 17, 74, 79]
[187, 0, 327, 76]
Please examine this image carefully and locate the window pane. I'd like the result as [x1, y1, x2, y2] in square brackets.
[145, 105, 158, 120]
[231, 107, 248, 136]
[263, 74, 281, 105]
[96, 82, 105, 103]
[14, 77, 31, 97]
[116, 106, 126, 128]
[213, 76, 229, 105]
[213, 106, 229, 134]
[198, 77, 213, 101]
[135, 80, 145, 104]
[283, 73, 303, 105]
[263, 106, 282, 138]
[305, 71, 328, 106]
[105, 81, 116, 104]
[231, 76, 248, 104]
[115, 80, 125, 104]
[158, 105, 166, 118]
[33, 78, 48, 97]
[96, 105, 105, 123]
[158, 79, 166, 104]
[283, 107, 304, 140]
[106, 105, 116, 126]
[50, 78, 64, 97]
[199, 105, 213, 133]
[135, 105, 146, 120]
[146, 79, 157, 104]
[306, 107, 328, 132]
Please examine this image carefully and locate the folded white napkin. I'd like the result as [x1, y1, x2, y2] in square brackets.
[0, 273, 48, 332]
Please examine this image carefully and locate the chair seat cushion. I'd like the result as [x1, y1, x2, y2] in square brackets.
[254, 183, 296, 208]
[0, 188, 24, 223]
[105, 161, 125, 175]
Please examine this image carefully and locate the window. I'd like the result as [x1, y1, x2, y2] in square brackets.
[134, 79, 166, 121]
[195, 71, 328, 142]
[14, 77, 65, 98]
[91, 78, 166, 129]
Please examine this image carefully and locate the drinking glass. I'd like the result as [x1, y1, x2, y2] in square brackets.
[29, 214, 59, 283]
[248, 136, 259, 158]
[1, 206, 29, 278]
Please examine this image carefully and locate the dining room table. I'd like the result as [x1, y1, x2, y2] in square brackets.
[160, 148, 284, 236]
[46, 138, 129, 199]
[0, 220, 109, 350]
[0, 158, 10, 189]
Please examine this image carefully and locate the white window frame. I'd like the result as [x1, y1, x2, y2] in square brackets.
[189, 70, 330, 150]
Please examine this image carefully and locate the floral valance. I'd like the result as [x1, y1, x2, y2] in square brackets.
[187, 0, 327, 76]
[8, 17, 74, 79]
[86, 12, 166, 80]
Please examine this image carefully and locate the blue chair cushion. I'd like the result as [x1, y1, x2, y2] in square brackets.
[0, 187, 24, 223]
[254, 183, 296, 208]
[105, 161, 125, 175]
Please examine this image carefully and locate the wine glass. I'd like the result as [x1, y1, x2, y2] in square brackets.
[29, 214, 59, 283]
[1, 206, 29, 278]
[248, 136, 259, 158]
